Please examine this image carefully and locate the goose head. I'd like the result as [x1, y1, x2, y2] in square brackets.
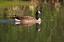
[36, 10, 43, 15]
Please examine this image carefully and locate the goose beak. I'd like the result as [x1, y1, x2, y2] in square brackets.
[41, 12, 43, 14]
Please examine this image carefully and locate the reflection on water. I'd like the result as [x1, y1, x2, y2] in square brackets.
[36, 23, 42, 32]
[0, 4, 64, 42]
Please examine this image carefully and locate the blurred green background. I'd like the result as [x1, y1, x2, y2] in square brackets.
[0, 0, 64, 42]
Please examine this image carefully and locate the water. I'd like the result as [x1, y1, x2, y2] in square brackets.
[0, 3, 64, 42]
[0, 20, 14, 23]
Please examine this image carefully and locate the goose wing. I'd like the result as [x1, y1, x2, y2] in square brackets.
[20, 16, 36, 20]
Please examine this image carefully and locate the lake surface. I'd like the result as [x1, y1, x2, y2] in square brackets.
[0, 2, 64, 42]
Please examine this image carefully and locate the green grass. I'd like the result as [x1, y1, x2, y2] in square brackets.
[0, 1, 31, 7]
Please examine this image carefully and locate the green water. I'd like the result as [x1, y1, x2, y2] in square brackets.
[0, 2, 64, 42]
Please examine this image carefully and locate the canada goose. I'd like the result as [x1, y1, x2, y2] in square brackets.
[12, 10, 42, 27]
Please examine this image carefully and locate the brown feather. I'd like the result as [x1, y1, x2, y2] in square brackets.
[16, 16, 38, 26]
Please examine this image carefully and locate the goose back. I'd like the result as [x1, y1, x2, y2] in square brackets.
[17, 16, 38, 26]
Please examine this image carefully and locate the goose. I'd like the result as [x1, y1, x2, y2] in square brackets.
[11, 10, 42, 27]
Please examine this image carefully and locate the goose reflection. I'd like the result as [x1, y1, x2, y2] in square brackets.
[36, 23, 42, 32]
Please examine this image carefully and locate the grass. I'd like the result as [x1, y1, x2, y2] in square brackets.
[0, 1, 31, 8]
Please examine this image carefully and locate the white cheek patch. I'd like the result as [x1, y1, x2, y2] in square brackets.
[15, 18, 20, 21]
[38, 11, 41, 14]
[15, 22, 20, 25]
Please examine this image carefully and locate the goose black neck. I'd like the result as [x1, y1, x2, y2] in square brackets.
[36, 13, 39, 20]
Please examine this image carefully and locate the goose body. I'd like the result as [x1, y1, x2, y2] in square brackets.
[14, 16, 41, 26]
[12, 10, 42, 26]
